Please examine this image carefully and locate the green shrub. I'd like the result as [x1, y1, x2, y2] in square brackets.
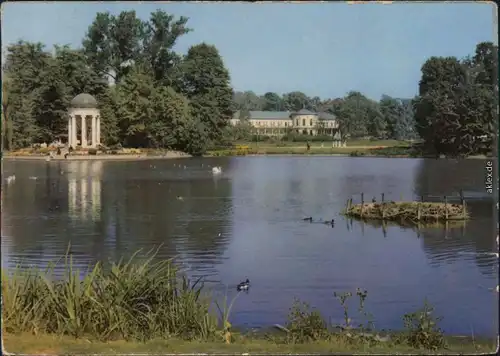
[349, 150, 366, 157]
[88, 148, 98, 155]
[286, 299, 328, 343]
[402, 300, 445, 350]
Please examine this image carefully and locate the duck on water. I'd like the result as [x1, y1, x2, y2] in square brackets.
[302, 217, 335, 225]
[237, 279, 250, 291]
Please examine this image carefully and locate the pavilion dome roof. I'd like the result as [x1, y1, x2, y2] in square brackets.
[70, 93, 98, 109]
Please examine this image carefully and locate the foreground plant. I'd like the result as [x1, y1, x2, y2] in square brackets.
[2, 248, 218, 342]
[402, 299, 446, 350]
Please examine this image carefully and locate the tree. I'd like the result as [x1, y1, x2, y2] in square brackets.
[151, 86, 193, 149]
[82, 11, 144, 83]
[232, 91, 264, 111]
[142, 10, 192, 87]
[31, 58, 70, 143]
[180, 43, 233, 143]
[282, 91, 311, 111]
[472, 41, 497, 86]
[379, 95, 401, 139]
[394, 99, 418, 140]
[222, 118, 253, 143]
[414, 44, 496, 156]
[53, 45, 108, 98]
[3, 41, 51, 147]
[114, 68, 157, 147]
[2, 75, 13, 150]
[262, 92, 283, 111]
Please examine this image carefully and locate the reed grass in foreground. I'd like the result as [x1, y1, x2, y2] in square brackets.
[2, 249, 497, 354]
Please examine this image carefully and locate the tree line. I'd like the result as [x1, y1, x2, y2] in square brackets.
[232, 90, 418, 141]
[1, 7, 496, 157]
[2, 10, 233, 155]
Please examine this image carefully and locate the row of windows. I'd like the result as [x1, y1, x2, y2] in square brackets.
[251, 120, 336, 127]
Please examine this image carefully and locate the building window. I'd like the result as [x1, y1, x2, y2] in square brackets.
[285, 122, 287, 127]
[302, 119, 305, 126]
[310, 119, 313, 126]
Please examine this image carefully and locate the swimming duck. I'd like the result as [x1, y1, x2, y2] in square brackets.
[237, 279, 250, 291]
[176, 196, 184, 201]
[303, 217, 313, 222]
[212, 166, 222, 174]
[323, 219, 335, 225]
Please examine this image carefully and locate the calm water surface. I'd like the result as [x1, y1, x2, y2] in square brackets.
[1, 157, 498, 336]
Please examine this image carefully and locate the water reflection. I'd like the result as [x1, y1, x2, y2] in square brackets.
[68, 161, 103, 221]
[1, 157, 497, 336]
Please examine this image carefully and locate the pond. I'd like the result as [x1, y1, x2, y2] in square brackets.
[1, 156, 498, 336]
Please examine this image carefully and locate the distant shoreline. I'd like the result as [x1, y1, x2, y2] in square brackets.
[2, 152, 191, 161]
[2, 152, 489, 161]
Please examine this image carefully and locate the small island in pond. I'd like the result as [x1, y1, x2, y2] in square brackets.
[343, 199, 469, 224]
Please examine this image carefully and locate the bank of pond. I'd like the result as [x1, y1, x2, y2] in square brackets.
[1, 249, 496, 354]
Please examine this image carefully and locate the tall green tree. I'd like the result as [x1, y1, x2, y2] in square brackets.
[180, 43, 233, 143]
[414, 44, 496, 156]
[142, 10, 192, 87]
[261, 92, 283, 111]
[3, 41, 51, 146]
[232, 91, 264, 111]
[114, 68, 157, 147]
[282, 91, 311, 111]
[82, 11, 144, 83]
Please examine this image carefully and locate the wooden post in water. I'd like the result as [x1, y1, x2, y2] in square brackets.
[460, 190, 466, 219]
[420, 195, 424, 203]
[444, 195, 448, 220]
[361, 193, 364, 217]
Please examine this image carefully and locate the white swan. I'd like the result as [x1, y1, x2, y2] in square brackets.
[212, 166, 222, 175]
[5, 175, 15, 184]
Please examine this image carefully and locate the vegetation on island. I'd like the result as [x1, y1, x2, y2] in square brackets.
[343, 201, 469, 224]
[1, 9, 496, 159]
[2, 249, 495, 354]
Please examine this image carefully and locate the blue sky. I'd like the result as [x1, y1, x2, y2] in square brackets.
[1, 2, 496, 100]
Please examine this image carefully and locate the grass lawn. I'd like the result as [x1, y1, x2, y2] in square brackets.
[3, 332, 496, 355]
[208, 139, 418, 157]
[240, 139, 412, 149]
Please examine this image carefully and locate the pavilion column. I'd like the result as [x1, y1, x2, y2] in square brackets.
[91, 115, 97, 148]
[81, 116, 87, 147]
[72, 116, 77, 147]
[96, 116, 101, 146]
[68, 117, 73, 147]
